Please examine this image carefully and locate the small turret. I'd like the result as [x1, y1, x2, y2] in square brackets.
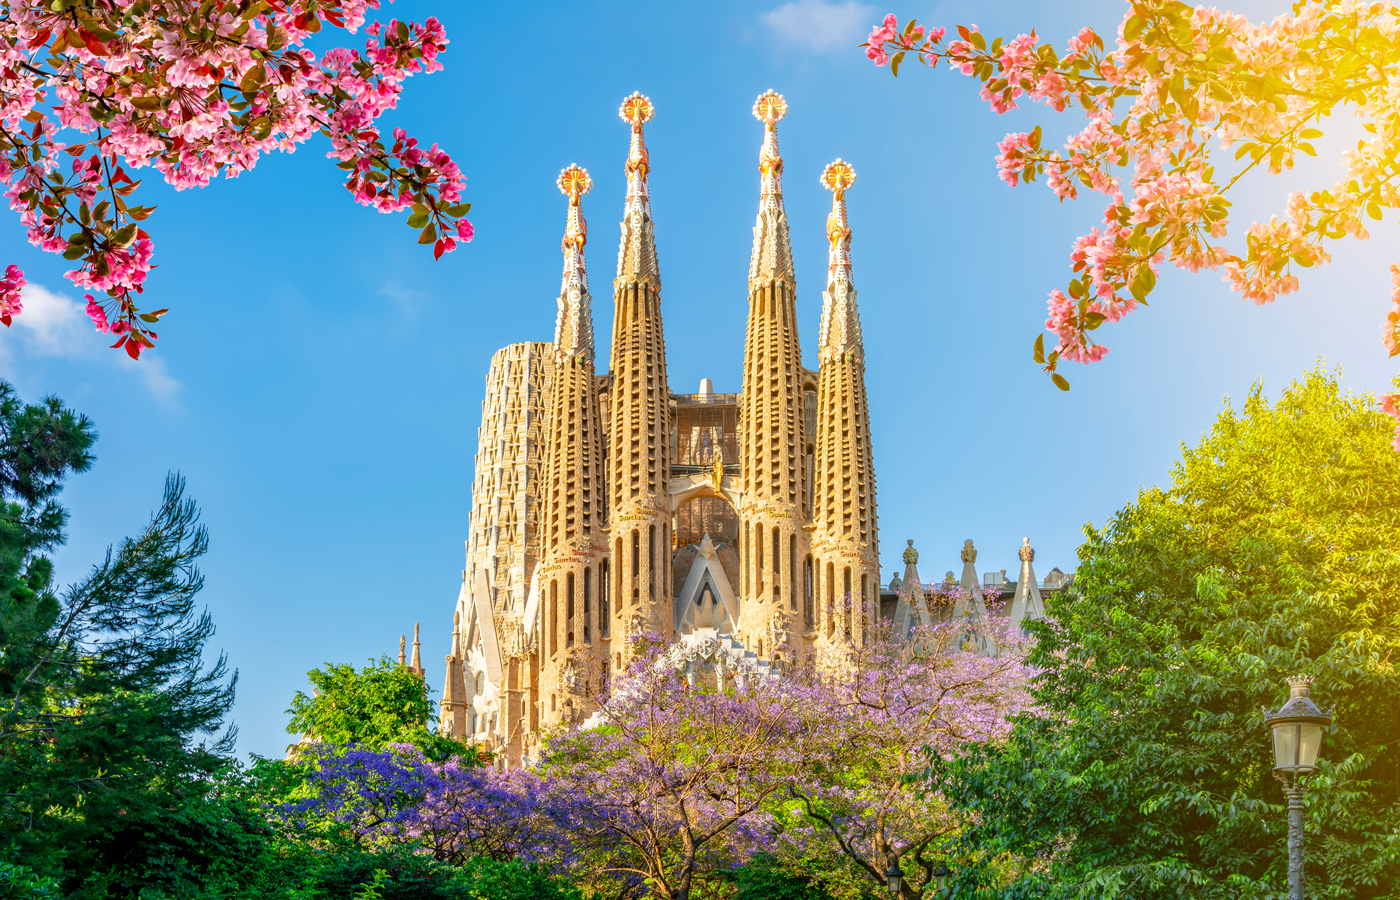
[409, 622, 424, 679]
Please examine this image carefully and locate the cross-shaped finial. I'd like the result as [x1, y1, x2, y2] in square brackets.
[619, 91, 655, 127]
[821, 159, 857, 197]
[557, 164, 592, 201]
[752, 90, 787, 126]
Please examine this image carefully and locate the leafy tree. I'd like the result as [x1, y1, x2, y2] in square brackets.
[0, 379, 241, 897]
[0, 0, 471, 356]
[932, 367, 1400, 899]
[287, 656, 474, 759]
[862, 1, 1400, 439]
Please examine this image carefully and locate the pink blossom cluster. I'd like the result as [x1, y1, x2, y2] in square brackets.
[0, 263, 24, 324]
[864, 4, 1400, 414]
[0, 0, 470, 356]
[1384, 263, 1400, 359]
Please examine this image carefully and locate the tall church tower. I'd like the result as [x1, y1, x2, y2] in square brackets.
[536, 165, 609, 727]
[811, 160, 879, 644]
[738, 91, 807, 657]
[607, 93, 672, 658]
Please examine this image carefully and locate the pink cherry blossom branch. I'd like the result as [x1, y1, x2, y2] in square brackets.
[863, 1, 1400, 446]
[0, 0, 471, 359]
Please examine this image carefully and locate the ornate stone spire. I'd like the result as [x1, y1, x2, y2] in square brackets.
[555, 164, 594, 361]
[616, 92, 659, 285]
[818, 159, 863, 362]
[409, 621, 424, 677]
[398, 634, 406, 666]
[1009, 537, 1045, 630]
[749, 90, 794, 285]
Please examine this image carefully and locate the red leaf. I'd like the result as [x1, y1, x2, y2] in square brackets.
[1, 315, 10, 327]
[434, 238, 445, 260]
[27, 28, 51, 49]
[124, 337, 141, 359]
[110, 336, 126, 349]
[80, 31, 109, 57]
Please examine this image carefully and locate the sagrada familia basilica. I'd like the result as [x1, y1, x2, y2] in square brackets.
[411, 91, 1072, 766]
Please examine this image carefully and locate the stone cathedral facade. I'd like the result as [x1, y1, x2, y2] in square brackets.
[438, 91, 887, 765]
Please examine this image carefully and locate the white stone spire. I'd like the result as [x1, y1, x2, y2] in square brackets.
[555, 164, 594, 361]
[1008, 537, 1045, 631]
[818, 159, 863, 362]
[748, 90, 795, 286]
[616, 92, 660, 286]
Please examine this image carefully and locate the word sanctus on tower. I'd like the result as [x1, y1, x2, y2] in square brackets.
[439, 91, 881, 764]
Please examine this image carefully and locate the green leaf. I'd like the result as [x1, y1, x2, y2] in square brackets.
[418, 222, 437, 244]
[238, 63, 266, 93]
[1123, 15, 1145, 41]
[1130, 264, 1157, 301]
[113, 223, 138, 247]
[1367, 201, 1383, 220]
[446, 202, 472, 217]
[1030, 125, 1042, 151]
[1084, 311, 1108, 331]
[891, 51, 905, 76]
[406, 210, 429, 229]
[62, 245, 86, 260]
[1033, 333, 1046, 364]
[1300, 128, 1323, 139]
[1051, 372, 1071, 391]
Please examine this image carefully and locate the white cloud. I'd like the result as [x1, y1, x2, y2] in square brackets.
[762, 0, 877, 52]
[0, 282, 182, 404]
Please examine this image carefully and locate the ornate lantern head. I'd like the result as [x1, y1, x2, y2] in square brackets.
[1264, 675, 1332, 777]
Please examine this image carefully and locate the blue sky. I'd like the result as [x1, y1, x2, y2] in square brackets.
[2, 0, 1395, 759]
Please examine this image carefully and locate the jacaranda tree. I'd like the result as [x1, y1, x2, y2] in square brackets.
[862, 0, 1400, 444]
[0, 0, 470, 357]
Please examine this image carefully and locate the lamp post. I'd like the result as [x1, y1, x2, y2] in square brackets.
[884, 859, 903, 896]
[931, 861, 951, 895]
[1264, 675, 1333, 900]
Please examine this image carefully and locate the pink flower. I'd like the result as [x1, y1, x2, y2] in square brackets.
[84, 294, 111, 333]
[457, 218, 474, 242]
[0, 264, 26, 322]
[866, 13, 899, 65]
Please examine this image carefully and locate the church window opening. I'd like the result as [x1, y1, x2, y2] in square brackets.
[648, 525, 656, 597]
[549, 580, 558, 656]
[566, 573, 575, 647]
[756, 523, 764, 591]
[675, 496, 738, 547]
[843, 567, 853, 637]
[860, 573, 869, 622]
[600, 560, 610, 638]
[476, 671, 485, 694]
[826, 562, 835, 638]
[583, 568, 592, 644]
[551, 694, 556, 712]
[631, 530, 640, 604]
[772, 527, 781, 602]
[804, 555, 814, 625]
[789, 534, 797, 611]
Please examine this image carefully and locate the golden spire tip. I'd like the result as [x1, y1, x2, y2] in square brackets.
[619, 91, 655, 127]
[821, 159, 857, 197]
[557, 164, 592, 201]
[753, 90, 788, 126]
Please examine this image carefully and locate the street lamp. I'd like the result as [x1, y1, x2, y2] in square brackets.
[884, 859, 903, 896]
[932, 861, 951, 894]
[1264, 675, 1333, 900]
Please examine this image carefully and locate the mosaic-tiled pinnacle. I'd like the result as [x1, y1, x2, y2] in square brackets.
[616, 92, 660, 287]
[555, 164, 594, 362]
[818, 159, 863, 362]
[749, 90, 795, 286]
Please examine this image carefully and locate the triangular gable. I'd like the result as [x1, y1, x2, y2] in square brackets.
[674, 534, 739, 633]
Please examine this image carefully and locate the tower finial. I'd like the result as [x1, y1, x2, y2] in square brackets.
[821, 159, 856, 286]
[399, 634, 406, 666]
[748, 90, 794, 285]
[817, 158, 863, 360]
[616, 92, 660, 285]
[555, 164, 595, 360]
[410, 621, 423, 676]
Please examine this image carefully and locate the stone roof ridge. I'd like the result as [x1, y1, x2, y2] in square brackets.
[555, 164, 594, 361]
[748, 89, 795, 287]
[615, 91, 661, 287]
